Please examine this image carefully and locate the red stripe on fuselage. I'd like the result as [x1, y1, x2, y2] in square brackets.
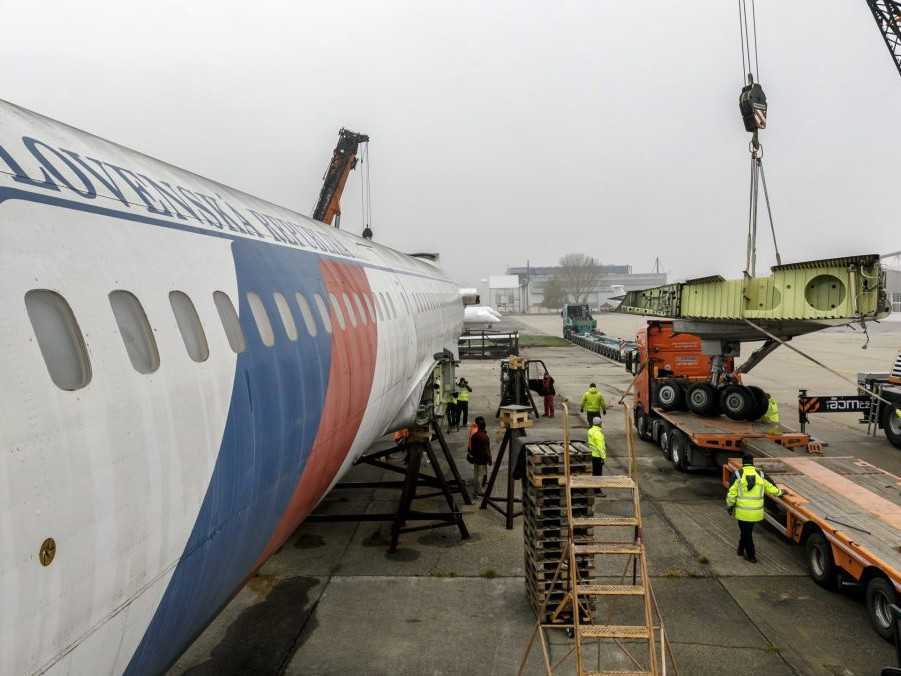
[255, 260, 378, 564]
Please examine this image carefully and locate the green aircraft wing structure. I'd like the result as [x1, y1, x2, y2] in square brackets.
[616, 254, 889, 341]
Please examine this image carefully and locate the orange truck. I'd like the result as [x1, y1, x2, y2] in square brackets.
[626, 320, 810, 470]
[722, 455, 901, 641]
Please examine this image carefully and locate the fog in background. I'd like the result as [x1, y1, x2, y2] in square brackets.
[2, 1, 896, 286]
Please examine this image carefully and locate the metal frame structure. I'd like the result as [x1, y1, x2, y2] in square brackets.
[866, 0, 901, 79]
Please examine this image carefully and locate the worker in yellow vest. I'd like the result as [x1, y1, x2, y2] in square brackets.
[726, 454, 783, 563]
[580, 383, 606, 427]
[759, 394, 779, 424]
[457, 377, 472, 427]
[587, 417, 607, 499]
[587, 417, 607, 476]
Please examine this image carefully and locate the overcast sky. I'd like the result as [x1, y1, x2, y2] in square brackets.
[2, 1, 897, 287]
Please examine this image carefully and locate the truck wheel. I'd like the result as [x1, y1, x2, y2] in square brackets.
[669, 430, 690, 471]
[658, 422, 673, 460]
[655, 382, 684, 411]
[746, 385, 769, 420]
[720, 385, 754, 421]
[880, 403, 901, 449]
[635, 409, 652, 442]
[687, 383, 719, 416]
[866, 576, 897, 641]
[804, 532, 836, 588]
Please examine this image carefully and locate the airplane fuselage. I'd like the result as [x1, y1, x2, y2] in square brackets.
[0, 100, 462, 675]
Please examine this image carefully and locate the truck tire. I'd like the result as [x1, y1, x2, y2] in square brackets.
[866, 576, 897, 641]
[658, 422, 673, 460]
[720, 385, 755, 421]
[804, 532, 836, 588]
[669, 430, 690, 471]
[635, 408, 653, 442]
[687, 383, 719, 416]
[746, 385, 769, 420]
[880, 403, 901, 449]
[655, 382, 684, 411]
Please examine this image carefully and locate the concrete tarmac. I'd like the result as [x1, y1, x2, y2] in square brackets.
[170, 313, 900, 675]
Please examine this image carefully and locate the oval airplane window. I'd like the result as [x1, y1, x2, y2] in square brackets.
[329, 293, 346, 330]
[170, 291, 210, 361]
[314, 294, 332, 334]
[353, 293, 368, 325]
[295, 293, 318, 337]
[109, 290, 160, 373]
[246, 292, 274, 347]
[25, 289, 92, 390]
[342, 292, 358, 327]
[213, 291, 246, 354]
[273, 292, 298, 341]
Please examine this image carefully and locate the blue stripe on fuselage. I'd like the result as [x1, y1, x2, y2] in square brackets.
[124, 238, 332, 675]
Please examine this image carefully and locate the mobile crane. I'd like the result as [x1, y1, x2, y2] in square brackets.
[312, 128, 369, 229]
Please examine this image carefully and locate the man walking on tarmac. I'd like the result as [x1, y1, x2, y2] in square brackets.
[580, 383, 606, 427]
[542, 372, 556, 417]
[726, 454, 783, 563]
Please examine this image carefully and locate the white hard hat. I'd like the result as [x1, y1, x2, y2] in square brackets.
[592, 416, 602, 426]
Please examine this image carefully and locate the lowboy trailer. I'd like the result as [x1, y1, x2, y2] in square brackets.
[722, 454, 901, 641]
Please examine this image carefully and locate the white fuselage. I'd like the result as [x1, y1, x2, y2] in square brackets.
[0, 99, 462, 675]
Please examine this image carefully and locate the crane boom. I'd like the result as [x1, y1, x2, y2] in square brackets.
[312, 128, 369, 227]
[865, 0, 901, 79]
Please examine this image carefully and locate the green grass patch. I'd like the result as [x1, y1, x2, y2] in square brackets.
[518, 334, 571, 348]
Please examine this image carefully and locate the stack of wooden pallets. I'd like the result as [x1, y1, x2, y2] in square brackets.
[523, 441, 595, 624]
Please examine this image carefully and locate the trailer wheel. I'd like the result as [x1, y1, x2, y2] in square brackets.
[655, 382, 684, 411]
[880, 403, 901, 449]
[658, 422, 673, 460]
[720, 385, 755, 421]
[804, 532, 836, 588]
[746, 385, 769, 421]
[866, 576, 898, 641]
[668, 430, 689, 471]
[687, 383, 719, 416]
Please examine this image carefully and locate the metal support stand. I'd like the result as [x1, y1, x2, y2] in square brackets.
[388, 435, 470, 552]
[307, 417, 470, 552]
[480, 426, 526, 529]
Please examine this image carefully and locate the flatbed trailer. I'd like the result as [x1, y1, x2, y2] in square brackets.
[722, 454, 901, 640]
[565, 329, 636, 363]
[640, 408, 811, 471]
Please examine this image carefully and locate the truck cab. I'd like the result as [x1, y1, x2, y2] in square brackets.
[629, 320, 808, 470]
[561, 304, 597, 338]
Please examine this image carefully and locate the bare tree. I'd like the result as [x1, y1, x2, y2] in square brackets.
[556, 253, 603, 304]
[539, 275, 567, 309]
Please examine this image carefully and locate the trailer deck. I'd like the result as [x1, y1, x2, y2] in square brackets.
[741, 456, 901, 574]
[654, 409, 809, 451]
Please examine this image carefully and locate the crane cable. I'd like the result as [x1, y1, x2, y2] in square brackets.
[359, 141, 374, 239]
[738, 0, 781, 275]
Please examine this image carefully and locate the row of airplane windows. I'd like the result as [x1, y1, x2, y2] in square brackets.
[24, 284, 458, 392]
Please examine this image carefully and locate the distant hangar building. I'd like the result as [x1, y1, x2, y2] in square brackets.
[506, 264, 668, 311]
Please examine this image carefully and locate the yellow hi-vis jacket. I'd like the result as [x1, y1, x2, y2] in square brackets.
[457, 388, 470, 402]
[726, 466, 782, 522]
[760, 396, 780, 424]
[581, 387, 606, 414]
[587, 425, 607, 460]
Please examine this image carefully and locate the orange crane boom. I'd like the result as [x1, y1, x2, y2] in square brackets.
[312, 128, 369, 227]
